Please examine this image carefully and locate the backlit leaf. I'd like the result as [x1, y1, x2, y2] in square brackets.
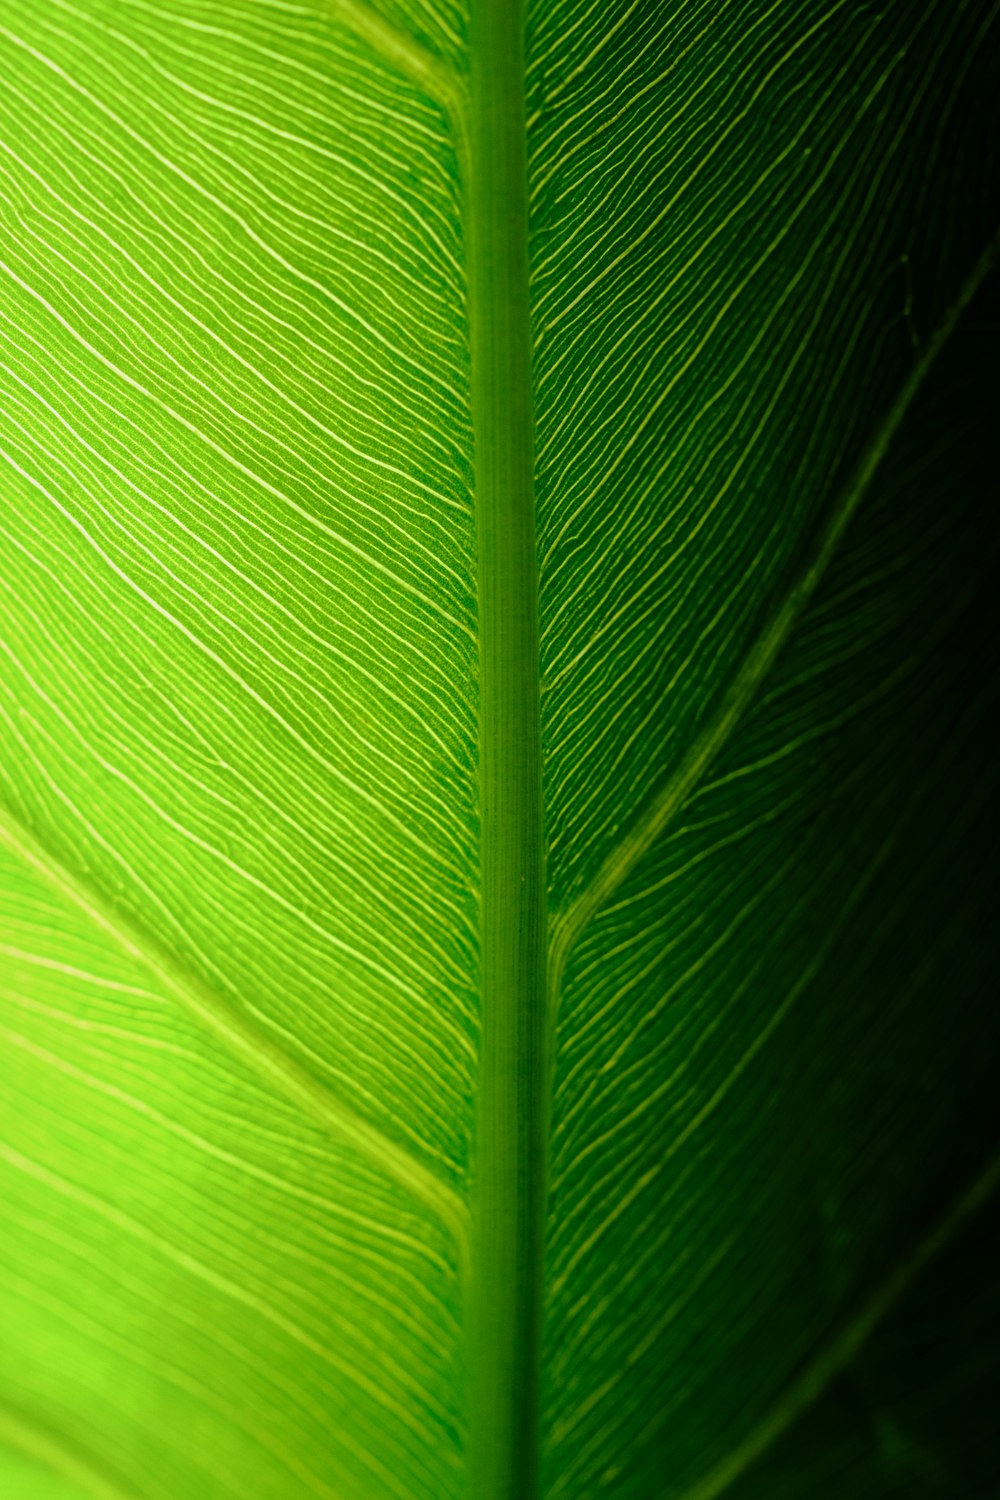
[0, 3, 997, 1497]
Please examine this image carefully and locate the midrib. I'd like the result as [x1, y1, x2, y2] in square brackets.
[466, 2, 548, 1499]
[0, 6, 997, 1499]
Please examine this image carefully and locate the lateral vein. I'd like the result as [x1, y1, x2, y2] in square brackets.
[0, 1398, 142, 1500]
[674, 1142, 1000, 1500]
[0, 804, 470, 1274]
[548, 226, 1000, 1020]
[324, 0, 469, 178]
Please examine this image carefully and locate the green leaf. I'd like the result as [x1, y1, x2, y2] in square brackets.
[0, 2, 997, 1499]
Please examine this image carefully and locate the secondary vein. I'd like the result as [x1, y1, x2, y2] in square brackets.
[548, 225, 1000, 1023]
[0, 1398, 141, 1500]
[675, 1142, 1000, 1500]
[0, 803, 470, 1275]
[326, 0, 469, 180]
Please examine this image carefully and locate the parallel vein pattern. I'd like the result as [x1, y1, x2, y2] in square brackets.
[530, 2, 999, 1496]
[0, 806, 470, 1259]
[546, 225, 1000, 1017]
[0, 1400, 138, 1500]
[1, 2, 998, 1499]
[675, 1143, 1000, 1500]
[1, 1, 473, 1495]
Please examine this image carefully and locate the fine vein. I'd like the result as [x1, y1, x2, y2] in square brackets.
[676, 1143, 1000, 1500]
[0, 1399, 140, 1500]
[327, 0, 469, 177]
[548, 226, 1000, 1020]
[0, 805, 470, 1272]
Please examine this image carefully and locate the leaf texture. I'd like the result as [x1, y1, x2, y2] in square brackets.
[1, 2, 998, 1498]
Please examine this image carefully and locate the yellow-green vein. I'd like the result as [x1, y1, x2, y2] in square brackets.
[0, 804, 470, 1278]
[547, 226, 1000, 1026]
[325, 0, 470, 180]
[0, 1398, 141, 1500]
[676, 1142, 1000, 1500]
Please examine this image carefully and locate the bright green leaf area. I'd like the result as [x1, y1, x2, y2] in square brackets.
[0, 2, 998, 1498]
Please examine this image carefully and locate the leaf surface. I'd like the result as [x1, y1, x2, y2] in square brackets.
[0, 2, 997, 1498]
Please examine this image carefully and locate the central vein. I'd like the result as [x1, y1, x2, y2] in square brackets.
[466, 2, 548, 1497]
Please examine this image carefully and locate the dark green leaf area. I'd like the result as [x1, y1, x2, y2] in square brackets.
[532, 0, 1000, 913]
[544, 274, 999, 1500]
[731, 1192, 1000, 1500]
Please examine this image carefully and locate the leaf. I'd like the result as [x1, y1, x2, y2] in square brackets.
[0, 2, 997, 1499]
